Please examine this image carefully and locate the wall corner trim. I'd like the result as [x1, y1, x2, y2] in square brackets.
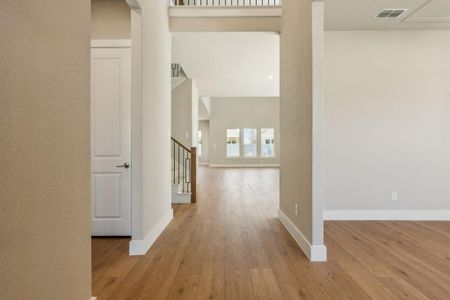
[278, 209, 327, 262]
[323, 210, 450, 221]
[129, 209, 174, 255]
[91, 39, 132, 48]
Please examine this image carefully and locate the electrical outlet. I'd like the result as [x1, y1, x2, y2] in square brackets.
[391, 192, 399, 202]
[295, 204, 299, 216]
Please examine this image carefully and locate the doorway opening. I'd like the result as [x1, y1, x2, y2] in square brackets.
[170, 32, 280, 212]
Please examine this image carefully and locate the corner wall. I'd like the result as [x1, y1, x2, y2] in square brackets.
[141, 0, 172, 236]
[0, 0, 91, 299]
[279, 0, 326, 261]
[129, 0, 173, 254]
[280, 0, 313, 242]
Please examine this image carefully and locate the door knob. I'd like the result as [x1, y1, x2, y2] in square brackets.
[116, 162, 130, 169]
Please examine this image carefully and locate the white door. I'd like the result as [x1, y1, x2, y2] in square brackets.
[91, 47, 131, 236]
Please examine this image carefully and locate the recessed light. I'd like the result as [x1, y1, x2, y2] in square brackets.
[267, 75, 274, 80]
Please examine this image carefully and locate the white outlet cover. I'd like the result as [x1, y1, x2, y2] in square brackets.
[392, 192, 399, 201]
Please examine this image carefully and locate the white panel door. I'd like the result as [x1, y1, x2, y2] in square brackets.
[91, 47, 131, 236]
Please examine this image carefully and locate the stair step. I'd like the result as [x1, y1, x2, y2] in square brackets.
[171, 183, 191, 203]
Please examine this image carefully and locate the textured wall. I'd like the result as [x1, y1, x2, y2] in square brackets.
[0, 1, 91, 299]
[280, 0, 313, 242]
[91, 0, 131, 39]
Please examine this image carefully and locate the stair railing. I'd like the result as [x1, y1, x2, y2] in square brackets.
[171, 63, 183, 78]
[172, 0, 281, 6]
[171, 137, 197, 203]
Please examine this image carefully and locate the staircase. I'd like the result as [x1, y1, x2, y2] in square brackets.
[171, 63, 197, 204]
[171, 63, 186, 89]
[171, 137, 197, 203]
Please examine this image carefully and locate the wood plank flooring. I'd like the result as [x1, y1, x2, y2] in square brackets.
[92, 167, 450, 300]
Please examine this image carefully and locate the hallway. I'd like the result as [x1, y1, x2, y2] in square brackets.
[92, 167, 450, 300]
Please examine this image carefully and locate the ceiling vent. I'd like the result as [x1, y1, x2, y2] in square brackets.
[376, 9, 407, 19]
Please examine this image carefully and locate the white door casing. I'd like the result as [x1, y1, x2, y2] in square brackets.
[91, 47, 131, 236]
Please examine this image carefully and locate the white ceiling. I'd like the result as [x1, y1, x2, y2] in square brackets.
[172, 2, 450, 97]
[172, 32, 279, 98]
[325, 0, 450, 30]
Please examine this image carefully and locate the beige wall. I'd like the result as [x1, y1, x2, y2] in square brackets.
[199, 121, 210, 164]
[0, 1, 91, 299]
[140, 0, 173, 237]
[170, 17, 281, 33]
[91, 0, 130, 39]
[280, 0, 313, 242]
[208, 98, 280, 166]
[171, 79, 199, 148]
[192, 81, 199, 147]
[172, 79, 194, 148]
[324, 31, 450, 211]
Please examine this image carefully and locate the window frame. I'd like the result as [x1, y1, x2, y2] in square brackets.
[226, 128, 241, 158]
[260, 128, 276, 158]
[242, 128, 258, 157]
[197, 130, 202, 157]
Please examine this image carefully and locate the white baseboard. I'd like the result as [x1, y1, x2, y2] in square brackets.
[323, 210, 450, 221]
[172, 193, 191, 204]
[278, 209, 327, 262]
[129, 209, 173, 255]
[199, 162, 209, 166]
[209, 164, 280, 168]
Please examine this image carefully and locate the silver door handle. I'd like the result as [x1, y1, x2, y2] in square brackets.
[116, 162, 130, 169]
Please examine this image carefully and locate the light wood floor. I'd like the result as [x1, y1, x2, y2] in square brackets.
[92, 167, 450, 300]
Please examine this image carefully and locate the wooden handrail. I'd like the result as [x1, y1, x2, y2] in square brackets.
[191, 147, 197, 203]
[171, 137, 191, 152]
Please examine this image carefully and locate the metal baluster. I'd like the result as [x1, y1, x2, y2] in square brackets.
[173, 140, 175, 184]
[187, 154, 190, 193]
[178, 145, 180, 185]
[182, 149, 185, 193]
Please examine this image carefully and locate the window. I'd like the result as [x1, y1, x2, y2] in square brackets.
[198, 130, 202, 157]
[226, 129, 240, 157]
[261, 128, 275, 157]
[243, 128, 257, 157]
